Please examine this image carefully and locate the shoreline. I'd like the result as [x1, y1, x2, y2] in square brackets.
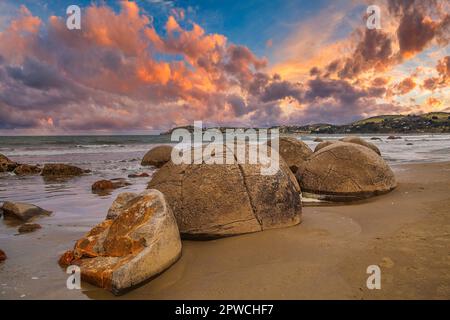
[1, 160, 449, 299]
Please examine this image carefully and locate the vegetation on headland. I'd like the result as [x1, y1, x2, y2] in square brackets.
[160, 112, 450, 135]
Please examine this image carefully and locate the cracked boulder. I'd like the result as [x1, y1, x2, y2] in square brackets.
[297, 142, 396, 201]
[147, 146, 302, 239]
[277, 137, 313, 174]
[58, 189, 181, 295]
[141, 145, 173, 168]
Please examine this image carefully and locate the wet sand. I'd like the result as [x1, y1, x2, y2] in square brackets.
[1, 161, 449, 299]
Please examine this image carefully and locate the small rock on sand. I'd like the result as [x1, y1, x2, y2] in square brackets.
[314, 137, 324, 142]
[0, 249, 6, 262]
[18, 223, 42, 234]
[387, 135, 402, 140]
[1, 201, 51, 222]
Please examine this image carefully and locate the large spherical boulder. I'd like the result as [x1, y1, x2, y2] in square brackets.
[147, 147, 302, 239]
[297, 142, 396, 201]
[340, 136, 381, 155]
[277, 137, 313, 174]
[58, 189, 181, 295]
[141, 145, 173, 167]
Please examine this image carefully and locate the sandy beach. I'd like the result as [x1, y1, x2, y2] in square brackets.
[1, 159, 449, 299]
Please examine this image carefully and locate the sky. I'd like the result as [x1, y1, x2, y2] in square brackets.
[0, 0, 449, 134]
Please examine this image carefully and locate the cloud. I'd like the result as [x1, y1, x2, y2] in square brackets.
[426, 97, 442, 108]
[422, 55, 450, 90]
[394, 77, 416, 95]
[388, 0, 450, 58]
[436, 55, 450, 79]
[337, 29, 394, 79]
[0, 1, 448, 133]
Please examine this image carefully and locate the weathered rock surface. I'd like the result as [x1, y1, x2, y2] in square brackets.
[314, 140, 340, 152]
[141, 145, 173, 167]
[41, 164, 84, 177]
[147, 146, 302, 239]
[106, 192, 138, 220]
[58, 189, 181, 295]
[91, 179, 130, 193]
[277, 137, 313, 174]
[13, 164, 41, 176]
[340, 136, 381, 155]
[18, 223, 42, 233]
[1, 201, 51, 221]
[0, 154, 18, 173]
[0, 249, 6, 263]
[297, 142, 396, 201]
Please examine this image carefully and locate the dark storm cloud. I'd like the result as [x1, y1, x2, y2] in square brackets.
[338, 29, 393, 79]
[388, 0, 450, 57]
[5, 58, 65, 90]
[259, 80, 303, 103]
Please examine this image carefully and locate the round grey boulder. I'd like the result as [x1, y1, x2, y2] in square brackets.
[141, 145, 173, 168]
[147, 147, 302, 239]
[297, 142, 396, 201]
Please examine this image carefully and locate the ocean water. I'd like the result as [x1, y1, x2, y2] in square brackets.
[1, 133, 450, 204]
[0, 133, 450, 299]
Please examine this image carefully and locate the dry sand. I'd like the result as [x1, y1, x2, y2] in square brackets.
[1, 161, 449, 299]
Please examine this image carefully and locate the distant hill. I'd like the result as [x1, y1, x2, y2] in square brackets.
[275, 112, 450, 134]
[160, 112, 450, 135]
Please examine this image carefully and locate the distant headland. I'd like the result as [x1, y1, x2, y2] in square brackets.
[160, 112, 450, 135]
